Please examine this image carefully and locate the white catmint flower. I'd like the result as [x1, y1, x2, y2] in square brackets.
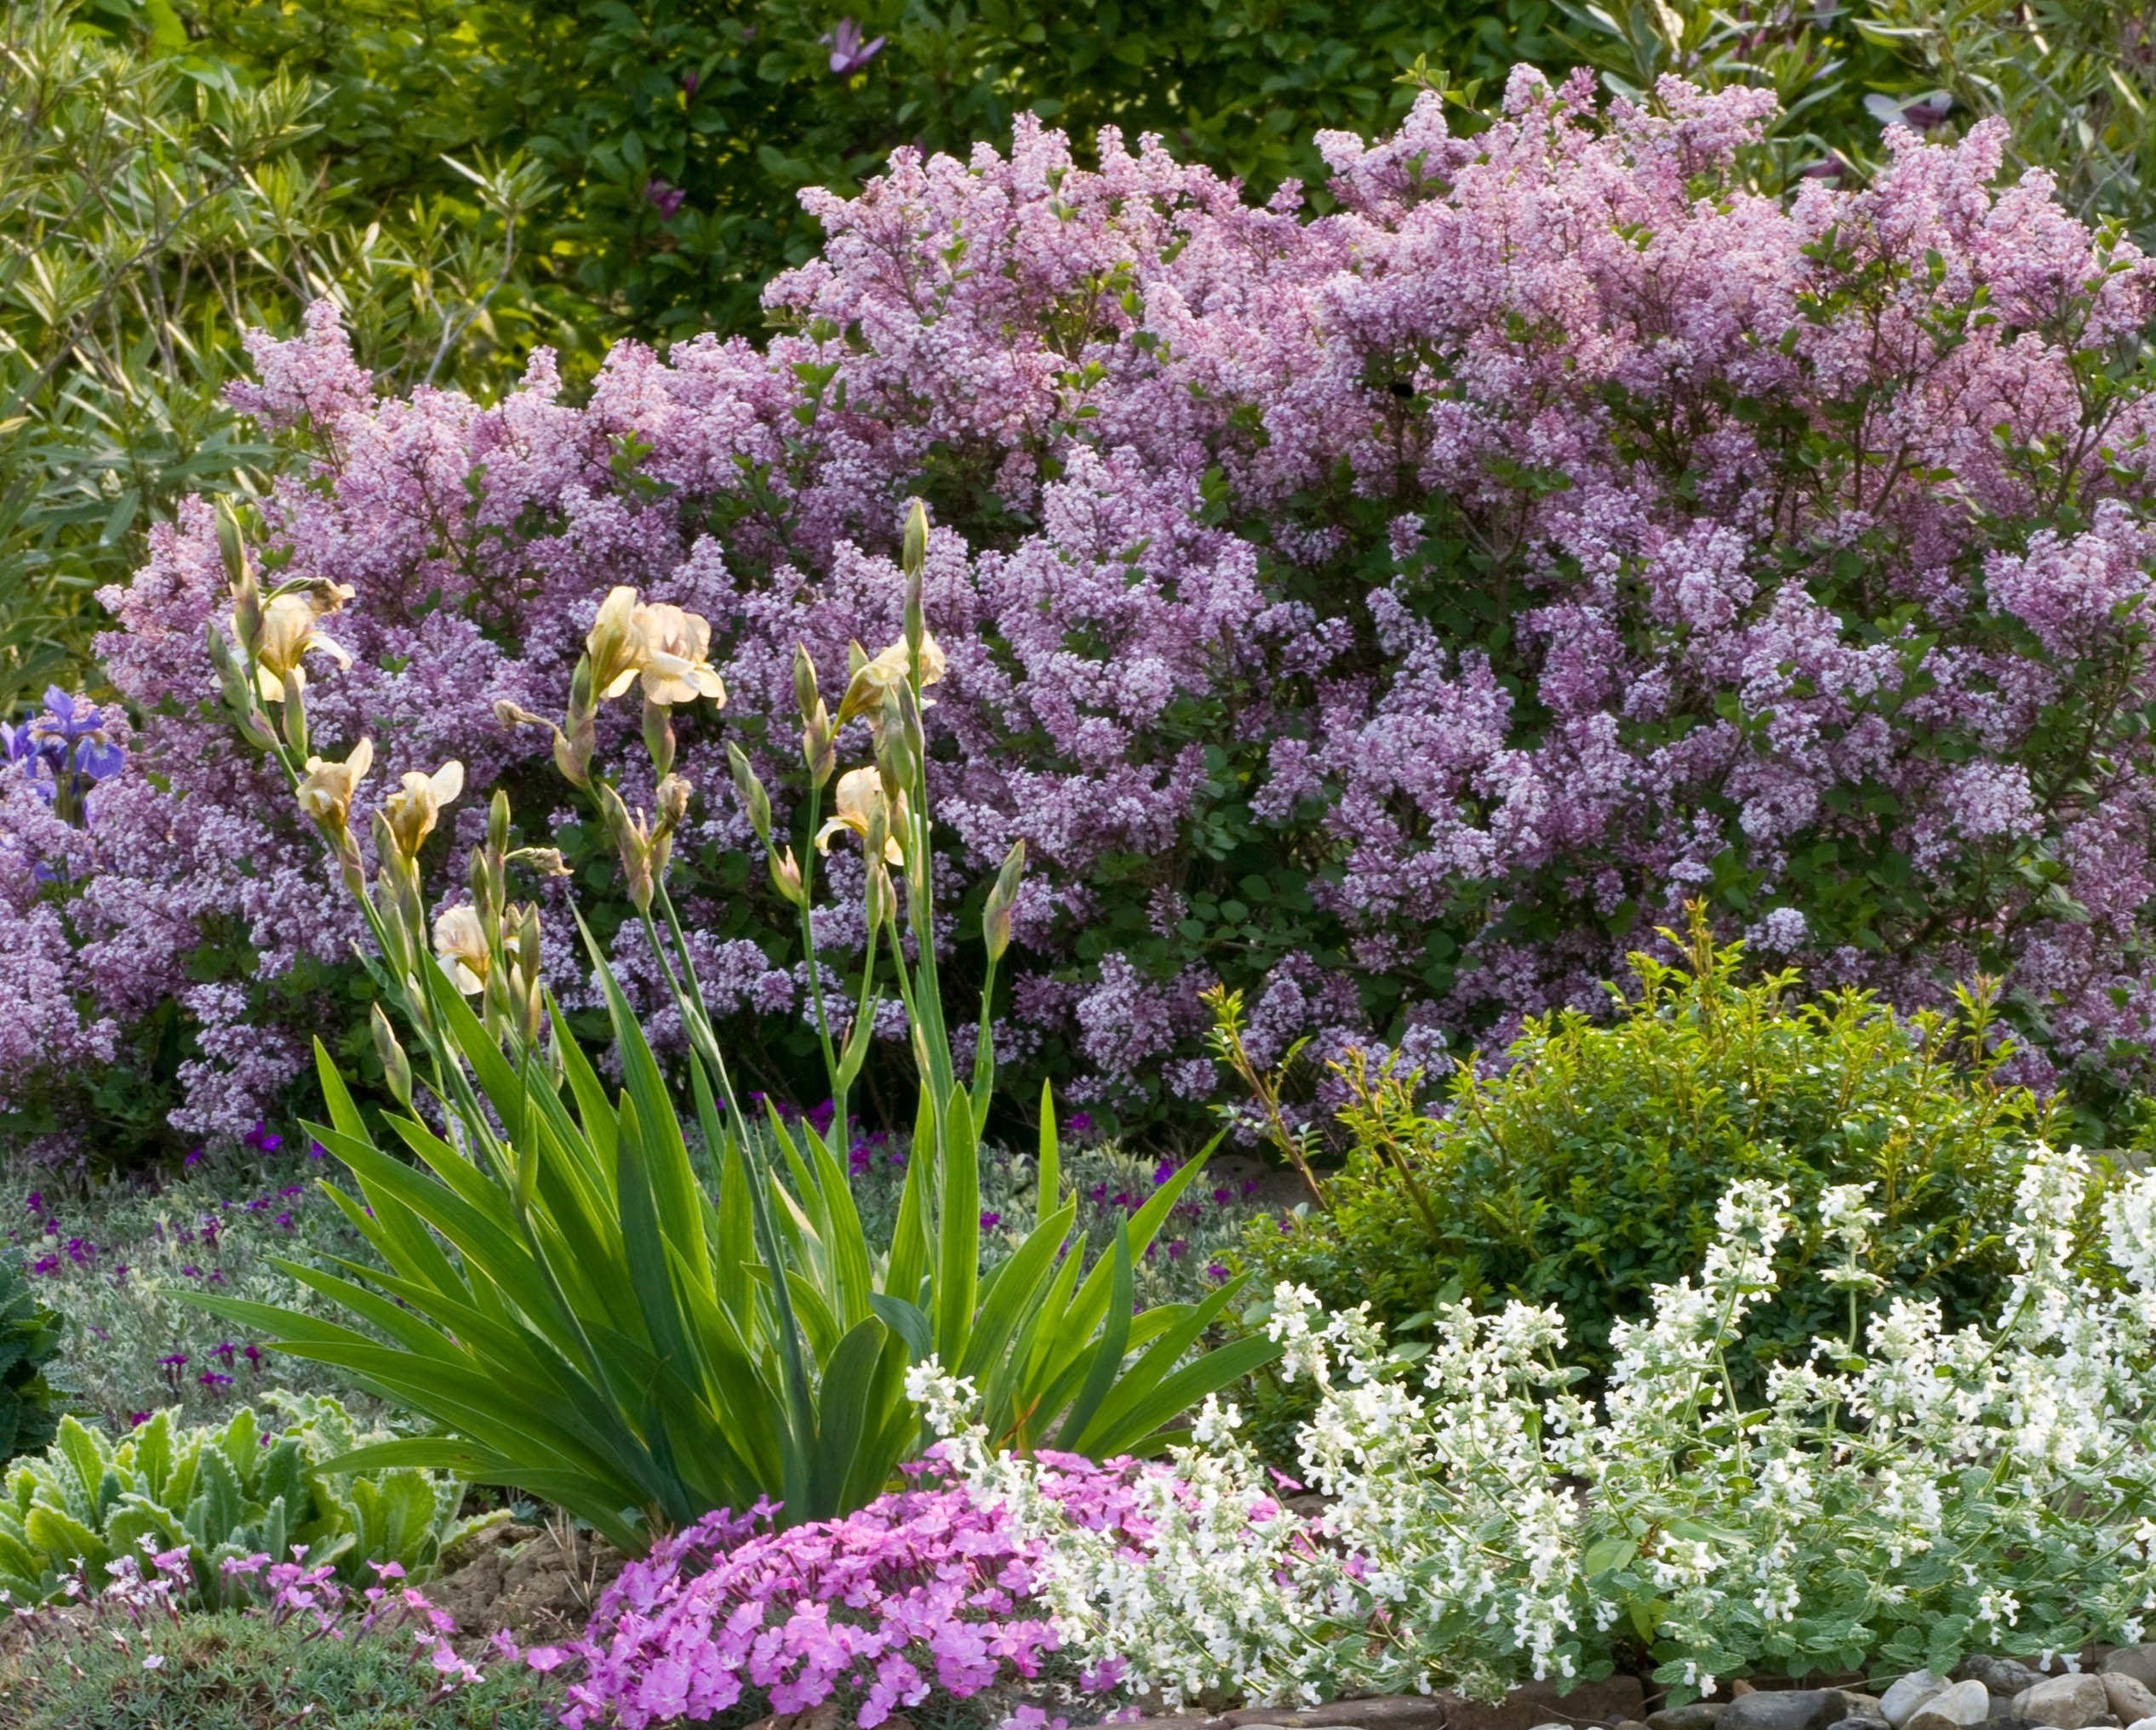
[916, 1154, 2156, 1710]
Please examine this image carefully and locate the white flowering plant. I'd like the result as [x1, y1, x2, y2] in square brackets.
[917, 1143, 2156, 1710]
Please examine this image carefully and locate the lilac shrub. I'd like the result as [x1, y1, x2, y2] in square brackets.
[20, 70, 2156, 1154]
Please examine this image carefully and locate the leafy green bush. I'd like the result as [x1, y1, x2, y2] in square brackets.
[0, 1395, 490, 1605]
[1244, 912, 2076, 1392]
[179, 0, 1569, 344]
[0, 1603, 563, 1729]
[0, 0, 548, 711]
[0, 1253, 61, 1466]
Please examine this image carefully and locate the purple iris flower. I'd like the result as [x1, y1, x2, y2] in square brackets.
[4, 687, 125, 842]
[821, 18, 885, 75]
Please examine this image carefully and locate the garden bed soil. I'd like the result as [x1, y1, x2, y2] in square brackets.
[427, 1520, 627, 1652]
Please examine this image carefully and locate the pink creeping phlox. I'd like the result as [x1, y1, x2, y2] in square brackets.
[532, 1465, 1192, 1730]
[12, 71, 2156, 1154]
[9, 1541, 482, 1693]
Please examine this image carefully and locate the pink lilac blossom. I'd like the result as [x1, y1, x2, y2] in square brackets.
[13, 72, 2156, 1155]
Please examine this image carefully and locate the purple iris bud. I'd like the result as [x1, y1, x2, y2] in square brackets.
[820, 17, 885, 75]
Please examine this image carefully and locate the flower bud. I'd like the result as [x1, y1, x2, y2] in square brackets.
[728, 744, 773, 843]
[643, 696, 677, 780]
[216, 500, 250, 592]
[801, 698, 835, 786]
[488, 789, 512, 856]
[902, 499, 929, 577]
[467, 844, 498, 928]
[769, 844, 806, 905]
[557, 660, 598, 787]
[983, 838, 1025, 963]
[510, 846, 571, 877]
[874, 689, 914, 808]
[600, 782, 655, 912]
[371, 1002, 413, 1109]
[792, 643, 821, 727]
[218, 505, 263, 656]
[902, 509, 927, 656]
[866, 859, 897, 933]
[512, 903, 546, 1045]
[864, 799, 892, 872]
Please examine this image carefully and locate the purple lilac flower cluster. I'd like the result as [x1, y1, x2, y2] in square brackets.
[536, 1468, 1147, 1730]
[17, 71, 2156, 1156]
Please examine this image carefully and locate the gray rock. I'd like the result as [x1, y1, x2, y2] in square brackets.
[1883, 1676, 1948, 1728]
[2106, 1679, 2156, 1726]
[1906, 1682, 1993, 1730]
[1960, 1659, 2049, 1701]
[2015, 1676, 2111, 1730]
[2125, 1717, 2156, 1730]
[1649, 1710, 1726, 1730]
[2113, 1653, 2156, 1691]
[1719, 1693, 1846, 1730]
[1828, 1716, 1892, 1730]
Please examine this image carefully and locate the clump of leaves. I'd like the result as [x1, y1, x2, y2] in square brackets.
[0, 1253, 60, 1466]
[0, 1394, 492, 1606]
[1245, 907, 2087, 1396]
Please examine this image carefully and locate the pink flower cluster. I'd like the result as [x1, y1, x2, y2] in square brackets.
[545, 1486, 1070, 1730]
[16, 67, 2156, 1152]
[28, 1539, 492, 1694]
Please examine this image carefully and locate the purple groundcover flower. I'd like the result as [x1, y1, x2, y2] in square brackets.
[540, 1472, 1139, 1729]
[820, 17, 885, 75]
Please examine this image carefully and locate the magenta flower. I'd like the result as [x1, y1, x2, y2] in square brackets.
[645, 178, 687, 220]
[820, 18, 885, 75]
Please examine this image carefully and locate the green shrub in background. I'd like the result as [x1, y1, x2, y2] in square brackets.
[0, 1606, 565, 1729]
[1244, 912, 2080, 1398]
[0, 1395, 492, 1606]
[0, 0, 552, 712]
[176, 0, 1570, 343]
[0, 1255, 62, 1467]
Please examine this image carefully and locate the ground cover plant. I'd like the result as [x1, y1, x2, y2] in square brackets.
[0, 1539, 565, 1728]
[920, 1141, 2156, 1711]
[0, 1395, 488, 1606]
[1, 1152, 396, 1430]
[1247, 912, 2073, 1393]
[20, 66, 2156, 1169]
